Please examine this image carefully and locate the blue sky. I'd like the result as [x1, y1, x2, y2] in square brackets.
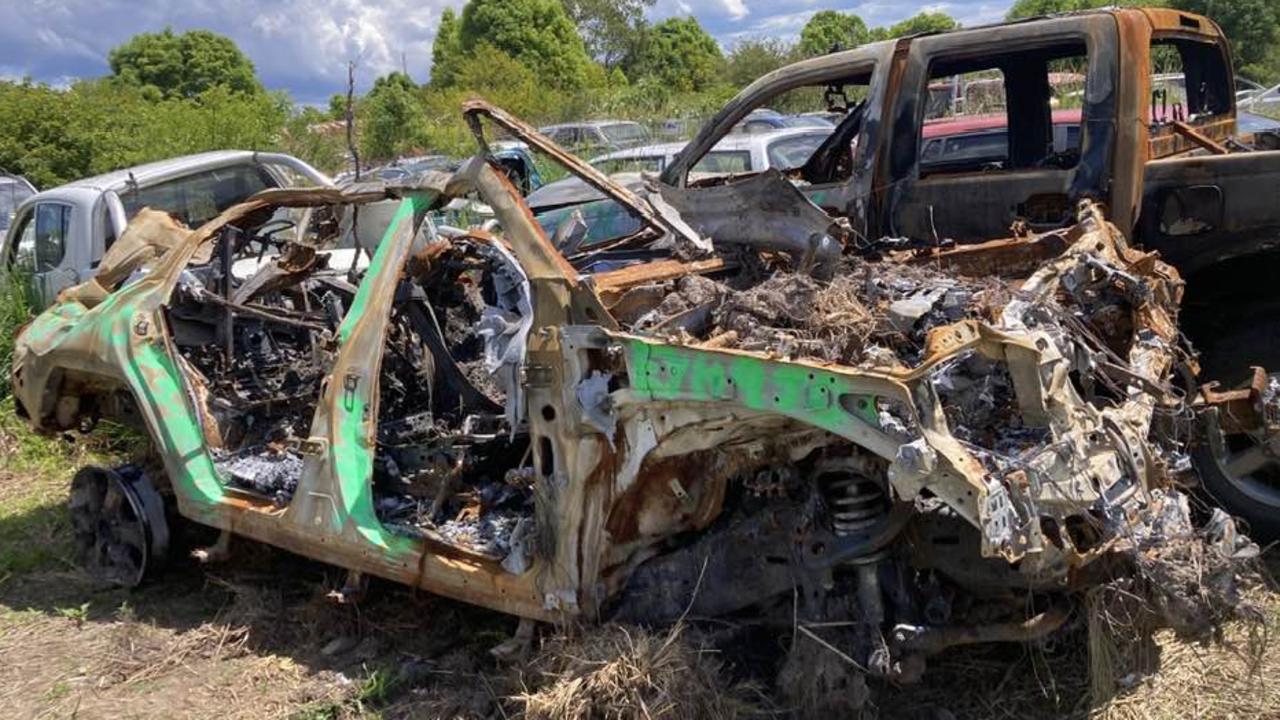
[0, 1, 1012, 104]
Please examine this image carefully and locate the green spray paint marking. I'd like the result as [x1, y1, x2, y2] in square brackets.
[329, 196, 423, 555]
[625, 338, 888, 443]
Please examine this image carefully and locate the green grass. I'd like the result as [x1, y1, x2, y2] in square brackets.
[0, 268, 148, 577]
[0, 268, 34, 401]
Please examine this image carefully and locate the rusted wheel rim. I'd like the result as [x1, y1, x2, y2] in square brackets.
[69, 466, 166, 587]
[1206, 413, 1280, 509]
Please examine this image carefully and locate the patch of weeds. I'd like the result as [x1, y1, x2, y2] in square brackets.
[356, 667, 396, 706]
[55, 602, 91, 626]
[43, 680, 72, 702]
[0, 403, 147, 578]
[0, 487, 72, 576]
[289, 703, 342, 720]
[0, 267, 34, 395]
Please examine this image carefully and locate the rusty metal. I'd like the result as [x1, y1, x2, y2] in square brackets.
[8, 10, 1267, 695]
[462, 99, 710, 257]
[1200, 366, 1270, 434]
[590, 257, 730, 305]
[1170, 120, 1230, 155]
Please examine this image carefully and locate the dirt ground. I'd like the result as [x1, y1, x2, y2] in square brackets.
[2, 415, 1278, 720]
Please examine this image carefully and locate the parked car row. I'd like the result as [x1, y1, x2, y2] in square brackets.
[8, 75, 1277, 314]
[526, 126, 834, 247]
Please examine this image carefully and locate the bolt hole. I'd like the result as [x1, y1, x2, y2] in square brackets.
[541, 405, 556, 422]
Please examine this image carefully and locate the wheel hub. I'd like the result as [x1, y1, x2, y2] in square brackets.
[68, 466, 169, 587]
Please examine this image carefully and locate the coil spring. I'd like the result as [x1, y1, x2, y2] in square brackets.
[821, 472, 889, 537]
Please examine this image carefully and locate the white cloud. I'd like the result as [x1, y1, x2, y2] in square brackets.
[0, 0, 1015, 102]
[0, 0, 463, 102]
[720, 0, 749, 21]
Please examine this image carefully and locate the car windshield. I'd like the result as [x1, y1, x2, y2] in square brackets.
[601, 123, 648, 144]
[766, 134, 828, 169]
[401, 157, 455, 173]
[592, 156, 665, 174]
[120, 165, 273, 227]
[691, 150, 751, 174]
[1246, 87, 1280, 120]
[0, 178, 34, 232]
[784, 116, 835, 128]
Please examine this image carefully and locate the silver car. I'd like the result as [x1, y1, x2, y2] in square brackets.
[526, 127, 833, 212]
[538, 121, 652, 152]
[1, 151, 330, 308]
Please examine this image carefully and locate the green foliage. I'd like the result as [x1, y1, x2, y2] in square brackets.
[371, 71, 417, 94]
[798, 10, 870, 57]
[0, 269, 33, 399]
[725, 38, 795, 88]
[430, 8, 465, 88]
[1005, 0, 1280, 82]
[279, 110, 348, 174]
[1168, 0, 1280, 70]
[1006, 0, 1112, 20]
[108, 28, 262, 100]
[883, 12, 960, 39]
[629, 17, 724, 93]
[361, 74, 429, 161]
[0, 78, 288, 188]
[0, 28, 285, 186]
[457, 0, 594, 89]
[1241, 44, 1280, 86]
[563, 0, 655, 67]
[327, 93, 349, 120]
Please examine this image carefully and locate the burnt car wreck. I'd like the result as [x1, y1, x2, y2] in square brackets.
[10, 9, 1276, 709]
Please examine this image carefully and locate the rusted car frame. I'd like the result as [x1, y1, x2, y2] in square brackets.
[7, 9, 1267, 701]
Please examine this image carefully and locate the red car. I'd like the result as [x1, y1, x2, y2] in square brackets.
[920, 109, 1083, 169]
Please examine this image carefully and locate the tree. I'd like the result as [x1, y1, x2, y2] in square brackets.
[1004, 0, 1280, 81]
[884, 12, 960, 39]
[327, 93, 348, 119]
[798, 11, 869, 57]
[371, 71, 417, 94]
[458, 0, 594, 89]
[726, 38, 794, 88]
[629, 17, 724, 92]
[1167, 0, 1280, 70]
[1006, 0, 1111, 20]
[0, 78, 287, 188]
[562, 0, 655, 68]
[108, 28, 262, 100]
[361, 75, 428, 161]
[430, 8, 464, 87]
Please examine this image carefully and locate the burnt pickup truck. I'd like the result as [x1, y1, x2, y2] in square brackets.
[533, 7, 1280, 537]
[4, 8, 1269, 711]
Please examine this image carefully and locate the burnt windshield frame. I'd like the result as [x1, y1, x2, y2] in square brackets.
[660, 42, 892, 188]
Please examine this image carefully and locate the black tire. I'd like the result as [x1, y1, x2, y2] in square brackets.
[1191, 409, 1280, 542]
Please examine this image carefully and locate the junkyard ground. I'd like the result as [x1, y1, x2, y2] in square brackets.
[1, 404, 1277, 720]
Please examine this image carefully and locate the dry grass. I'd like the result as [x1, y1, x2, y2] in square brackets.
[4, 410, 1280, 719]
[1087, 581, 1279, 720]
[514, 623, 763, 720]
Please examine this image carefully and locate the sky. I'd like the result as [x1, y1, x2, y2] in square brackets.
[0, 0, 1012, 105]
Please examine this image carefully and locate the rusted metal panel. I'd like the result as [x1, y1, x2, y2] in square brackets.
[462, 100, 710, 257]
